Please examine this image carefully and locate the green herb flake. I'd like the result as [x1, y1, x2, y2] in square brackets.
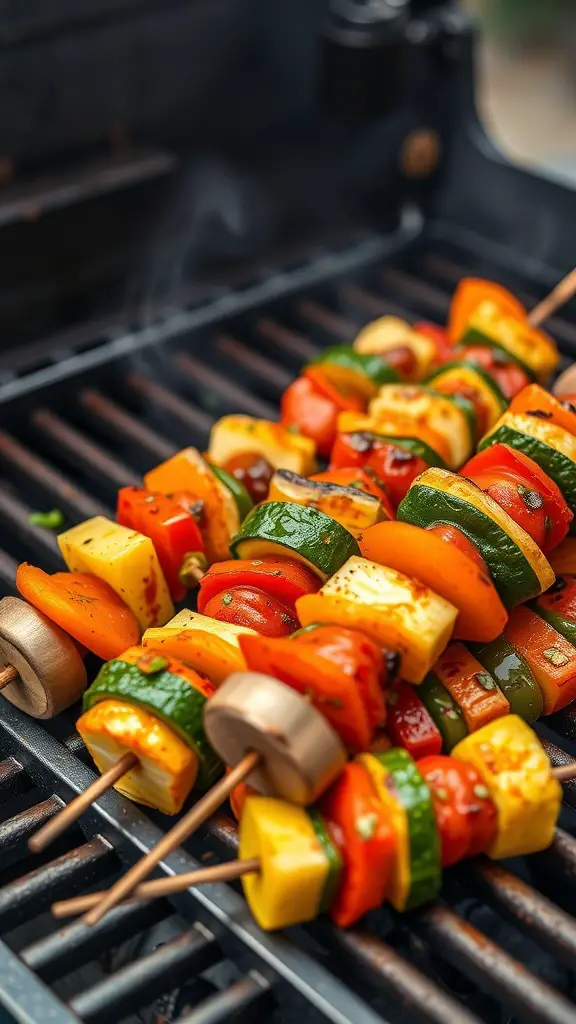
[221, 592, 234, 607]
[355, 812, 378, 841]
[543, 647, 570, 667]
[434, 787, 449, 802]
[475, 672, 496, 691]
[387, 690, 399, 707]
[473, 784, 490, 800]
[286, 424, 300, 435]
[28, 509, 65, 529]
[137, 655, 169, 675]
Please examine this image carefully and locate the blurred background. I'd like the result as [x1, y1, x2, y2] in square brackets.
[466, 0, 576, 183]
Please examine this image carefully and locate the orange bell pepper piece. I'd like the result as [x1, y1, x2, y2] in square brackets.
[433, 642, 510, 733]
[509, 383, 576, 438]
[504, 605, 576, 714]
[359, 521, 507, 643]
[448, 277, 526, 343]
[240, 630, 372, 751]
[16, 563, 140, 661]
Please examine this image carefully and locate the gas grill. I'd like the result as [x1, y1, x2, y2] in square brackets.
[2, 2, 576, 1022]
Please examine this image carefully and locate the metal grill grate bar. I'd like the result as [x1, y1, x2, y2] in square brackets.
[0, 796, 63, 859]
[0, 838, 115, 932]
[0, 431, 109, 520]
[32, 409, 140, 489]
[0, 488, 61, 559]
[126, 372, 215, 436]
[79, 389, 176, 462]
[70, 925, 220, 1024]
[177, 973, 273, 1024]
[215, 334, 294, 391]
[257, 317, 321, 361]
[466, 859, 576, 970]
[21, 895, 171, 983]
[413, 902, 576, 1024]
[322, 926, 483, 1024]
[341, 283, 416, 323]
[175, 354, 277, 419]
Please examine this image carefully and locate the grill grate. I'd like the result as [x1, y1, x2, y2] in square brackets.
[2, 232, 576, 1023]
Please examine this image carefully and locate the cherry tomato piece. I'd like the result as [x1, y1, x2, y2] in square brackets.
[222, 453, 274, 504]
[202, 586, 298, 637]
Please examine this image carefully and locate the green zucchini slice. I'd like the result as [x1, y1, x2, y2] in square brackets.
[83, 659, 223, 790]
[231, 501, 360, 580]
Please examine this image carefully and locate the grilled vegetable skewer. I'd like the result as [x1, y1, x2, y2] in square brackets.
[28, 645, 225, 852]
[79, 671, 346, 926]
[52, 715, 575, 926]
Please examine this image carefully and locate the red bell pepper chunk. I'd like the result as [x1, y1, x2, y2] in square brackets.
[320, 763, 396, 927]
[386, 682, 443, 760]
[281, 369, 363, 458]
[197, 557, 320, 615]
[117, 486, 204, 601]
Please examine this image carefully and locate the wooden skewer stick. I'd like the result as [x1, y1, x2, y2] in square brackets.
[528, 267, 576, 327]
[551, 762, 576, 783]
[82, 749, 261, 927]
[52, 857, 260, 919]
[28, 752, 138, 854]
[0, 665, 18, 690]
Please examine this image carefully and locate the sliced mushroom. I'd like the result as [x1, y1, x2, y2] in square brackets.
[0, 597, 87, 718]
[204, 671, 347, 805]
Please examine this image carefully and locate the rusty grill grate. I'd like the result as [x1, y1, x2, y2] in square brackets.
[2, 233, 576, 1023]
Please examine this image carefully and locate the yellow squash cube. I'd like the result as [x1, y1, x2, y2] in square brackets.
[452, 715, 561, 859]
[58, 516, 173, 629]
[239, 796, 329, 930]
[296, 556, 457, 684]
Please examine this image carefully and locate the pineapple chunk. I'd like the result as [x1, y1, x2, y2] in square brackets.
[296, 556, 457, 684]
[58, 516, 173, 629]
[208, 415, 316, 475]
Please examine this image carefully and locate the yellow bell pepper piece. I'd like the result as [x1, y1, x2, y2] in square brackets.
[208, 415, 317, 476]
[239, 796, 330, 930]
[77, 699, 197, 815]
[143, 610, 255, 686]
[452, 715, 561, 859]
[357, 753, 409, 911]
[296, 556, 458, 684]
[58, 516, 173, 630]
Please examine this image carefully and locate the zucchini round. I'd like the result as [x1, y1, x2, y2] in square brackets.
[231, 502, 360, 580]
[397, 468, 554, 607]
[375, 748, 442, 910]
[479, 412, 576, 522]
[308, 806, 343, 914]
[419, 671, 468, 752]
[83, 658, 223, 790]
